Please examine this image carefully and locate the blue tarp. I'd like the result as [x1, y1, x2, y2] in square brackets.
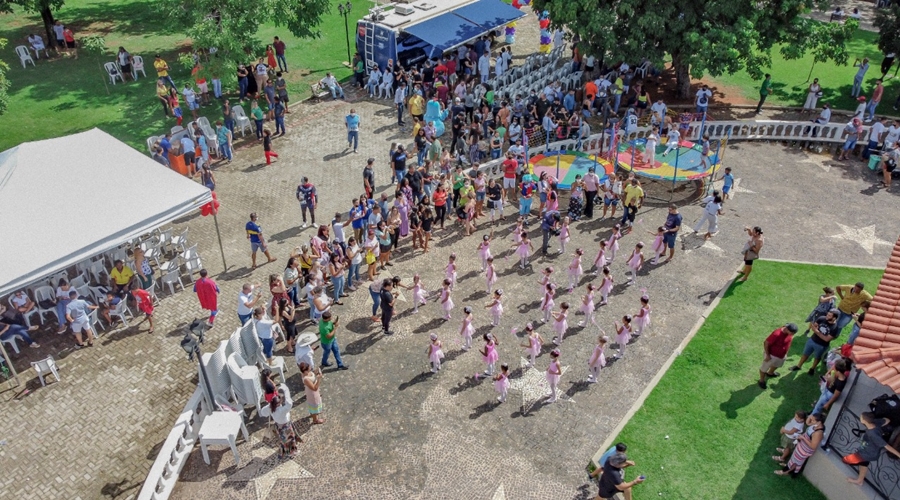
[401, 0, 526, 57]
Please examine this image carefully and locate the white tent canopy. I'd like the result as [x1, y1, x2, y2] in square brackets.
[0, 128, 213, 297]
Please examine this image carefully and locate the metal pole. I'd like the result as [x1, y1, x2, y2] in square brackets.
[195, 345, 219, 412]
[699, 110, 707, 139]
[212, 211, 227, 272]
[670, 137, 680, 201]
[344, 14, 352, 64]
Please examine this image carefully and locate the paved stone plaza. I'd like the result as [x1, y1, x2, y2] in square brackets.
[1, 78, 897, 500]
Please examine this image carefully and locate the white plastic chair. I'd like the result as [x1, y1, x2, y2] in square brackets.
[109, 299, 133, 327]
[170, 125, 185, 135]
[69, 274, 89, 289]
[89, 261, 109, 285]
[32, 286, 57, 324]
[183, 256, 203, 281]
[635, 60, 651, 80]
[1, 333, 23, 354]
[89, 286, 109, 306]
[31, 356, 60, 386]
[161, 269, 185, 296]
[75, 284, 91, 302]
[49, 272, 69, 289]
[157, 228, 174, 254]
[146, 135, 160, 154]
[8, 293, 41, 328]
[226, 353, 265, 416]
[171, 228, 189, 254]
[132, 55, 146, 79]
[15, 45, 35, 68]
[232, 105, 251, 137]
[104, 62, 124, 85]
[88, 308, 104, 337]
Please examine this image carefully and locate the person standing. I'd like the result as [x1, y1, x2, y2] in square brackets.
[865, 79, 884, 122]
[619, 178, 644, 229]
[318, 310, 349, 370]
[695, 84, 712, 115]
[394, 80, 407, 127]
[273, 36, 287, 72]
[215, 120, 233, 163]
[246, 212, 277, 268]
[583, 166, 600, 219]
[296, 177, 318, 228]
[738, 226, 763, 281]
[273, 96, 286, 136]
[380, 279, 396, 335]
[755, 74, 772, 114]
[789, 309, 839, 375]
[758, 323, 797, 389]
[193, 269, 220, 327]
[658, 204, 682, 262]
[237, 283, 261, 325]
[299, 362, 325, 425]
[835, 282, 873, 332]
[541, 210, 561, 256]
[153, 55, 176, 89]
[852, 57, 870, 98]
[803, 78, 821, 113]
[345, 108, 360, 153]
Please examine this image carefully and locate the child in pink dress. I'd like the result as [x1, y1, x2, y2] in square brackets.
[539, 266, 554, 295]
[633, 295, 651, 336]
[649, 226, 666, 265]
[540, 283, 555, 323]
[459, 306, 475, 349]
[411, 274, 427, 313]
[485, 256, 498, 294]
[546, 349, 562, 403]
[625, 242, 645, 285]
[480, 333, 500, 375]
[578, 283, 596, 326]
[486, 289, 504, 326]
[587, 334, 609, 383]
[493, 363, 510, 403]
[607, 224, 622, 263]
[598, 267, 614, 305]
[513, 232, 534, 269]
[520, 322, 544, 367]
[477, 232, 494, 271]
[428, 333, 444, 372]
[440, 278, 454, 320]
[592, 240, 608, 275]
[512, 217, 524, 244]
[558, 216, 571, 254]
[552, 302, 570, 345]
[445, 253, 458, 290]
[567, 248, 584, 291]
[614, 315, 633, 359]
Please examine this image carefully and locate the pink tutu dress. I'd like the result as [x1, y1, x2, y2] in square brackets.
[616, 324, 632, 347]
[430, 343, 445, 364]
[634, 305, 651, 332]
[441, 289, 454, 313]
[486, 265, 498, 286]
[568, 256, 583, 279]
[461, 316, 475, 340]
[553, 310, 568, 335]
[593, 248, 607, 269]
[627, 250, 643, 271]
[516, 241, 530, 259]
[559, 225, 570, 244]
[607, 231, 620, 256]
[599, 277, 614, 297]
[541, 292, 554, 314]
[581, 291, 595, 315]
[483, 342, 499, 364]
[412, 284, 426, 306]
[546, 360, 561, 385]
[651, 234, 665, 256]
[589, 344, 607, 368]
[479, 242, 492, 263]
[527, 335, 542, 357]
[494, 372, 510, 393]
[445, 263, 457, 286]
[491, 300, 504, 318]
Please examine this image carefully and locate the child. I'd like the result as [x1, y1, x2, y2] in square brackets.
[494, 363, 510, 403]
[263, 129, 279, 165]
[567, 248, 584, 291]
[428, 333, 444, 372]
[520, 322, 544, 367]
[633, 295, 651, 336]
[485, 256, 498, 294]
[625, 242, 645, 285]
[478, 232, 494, 271]
[514, 232, 534, 269]
[552, 302, 570, 345]
[558, 216, 571, 254]
[614, 315, 633, 359]
[486, 289, 504, 326]
[587, 334, 609, 383]
[445, 253, 458, 289]
[480, 333, 499, 375]
[597, 267, 613, 305]
[459, 306, 475, 350]
[649, 226, 666, 265]
[539, 266, 554, 295]
[511, 217, 524, 244]
[592, 240, 608, 275]
[132, 287, 155, 334]
[804, 287, 836, 335]
[411, 274, 427, 313]
[540, 283, 555, 323]
[607, 224, 622, 263]
[440, 278, 454, 320]
[546, 349, 562, 403]
[846, 411, 900, 486]
[169, 91, 183, 126]
[774, 410, 807, 464]
[579, 283, 596, 327]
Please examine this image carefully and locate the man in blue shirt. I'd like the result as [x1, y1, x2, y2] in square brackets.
[296, 177, 317, 228]
[159, 133, 172, 157]
[661, 204, 683, 262]
[718, 167, 734, 200]
[563, 89, 576, 113]
[180, 135, 196, 174]
[345, 108, 360, 153]
[540, 210, 560, 256]
[273, 97, 286, 136]
[246, 212, 276, 268]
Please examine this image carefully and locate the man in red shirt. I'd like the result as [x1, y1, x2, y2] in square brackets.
[758, 323, 798, 389]
[273, 36, 288, 72]
[502, 152, 519, 203]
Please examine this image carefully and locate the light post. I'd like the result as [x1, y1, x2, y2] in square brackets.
[181, 319, 219, 411]
[337, 2, 353, 66]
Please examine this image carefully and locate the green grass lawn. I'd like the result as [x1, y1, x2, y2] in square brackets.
[709, 28, 897, 113]
[0, 0, 363, 151]
[612, 260, 883, 500]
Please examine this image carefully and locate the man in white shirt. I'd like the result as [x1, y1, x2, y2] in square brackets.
[650, 99, 667, 129]
[331, 212, 352, 251]
[863, 117, 887, 160]
[394, 80, 407, 126]
[695, 85, 712, 114]
[321, 72, 344, 99]
[237, 283, 261, 325]
[52, 20, 65, 50]
[478, 53, 491, 83]
[663, 128, 681, 156]
[583, 166, 601, 218]
[182, 83, 198, 120]
[807, 103, 831, 137]
[884, 120, 900, 149]
[852, 96, 866, 120]
[28, 34, 47, 58]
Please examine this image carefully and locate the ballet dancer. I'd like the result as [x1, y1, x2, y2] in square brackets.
[649, 226, 666, 265]
[411, 274, 427, 313]
[552, 302, 570, 345]
[539, 266, 554, 295]
[481, 333, 499, 375]
[567, 248, 584, 291]
[614, 315, 633, 359]
[592, 240, 608, 275]
[459, 306, 474, 350]
[520, 322, 544, 367]
[633, 294, 651, 336]
[485, 256, 498, 294]
[558, 216, 571, 254]
[607, 224, 622, 263]
[598, 266, 614, 305]
[428, 333, 444, 372]
[477, 231, 494, 272]
[486, 289, 504, 326]
[493, 363, 510, 403]
[578, 283, 597, 326]
[540, 283, 556, 323]
[625, 242, 645, 285]
[511, 217, 524, 244]
[445, 253, 458, 290]
[546, 349, 562, 403]
[440, 278, 454, 320]
[587, 334, 609, 383]
[513, 231, 534, 269]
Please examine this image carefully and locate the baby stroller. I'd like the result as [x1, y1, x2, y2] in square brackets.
[567, 194, 584, 221]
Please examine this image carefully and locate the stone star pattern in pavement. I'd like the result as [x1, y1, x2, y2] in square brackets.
[508, 356, 571, 413]
[829, 223, 892, 254]
[223, 435, 314, 500]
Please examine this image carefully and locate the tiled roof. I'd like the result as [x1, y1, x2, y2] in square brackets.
[851, 241, 900, 393]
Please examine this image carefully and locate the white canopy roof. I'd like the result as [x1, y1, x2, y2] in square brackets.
[0, 128, 213, 296]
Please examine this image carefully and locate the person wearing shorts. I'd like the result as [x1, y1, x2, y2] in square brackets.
[758, 323, 796, 389]
[246, 212, 277, 268]
[502, 153, 518, 202]
[789, 309, 839, 376]
[65, 291, 97, 348]
[660, 204, 682, 262]
[132, 288, 155, 334]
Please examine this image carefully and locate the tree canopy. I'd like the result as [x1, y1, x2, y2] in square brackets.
[0, 0, 65, 44]
[0, 38, 9, 117]
[874, 3, 900, 67]
[533, 0, 854, 98]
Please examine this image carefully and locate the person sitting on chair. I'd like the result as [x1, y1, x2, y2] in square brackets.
[27, 33, 47, 58]
[321, 73, 345, 100]
[109, 259, 134, 297]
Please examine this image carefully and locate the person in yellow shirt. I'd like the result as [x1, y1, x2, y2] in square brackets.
[409, 91, 425, 122]
[835, 283, 873, 332]
[110, 259, 135, 296]
[154, 54, 175, 88]
[620, 178, 644, 229]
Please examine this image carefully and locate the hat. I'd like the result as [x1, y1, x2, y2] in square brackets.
[295, 332, 318, 347]
[608, 452, 628, 467]
[857, 96, 866, 102]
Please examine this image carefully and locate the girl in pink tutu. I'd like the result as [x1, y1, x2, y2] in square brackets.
[607, 224, 622, 263]
[520, 322, 544, 367]
[480, 333, 500, 375]
[598, 266, 614, 305]
[428, 333, 444, 373]
[587, 334, 609, 383]
[540, 283, 555, 323]
[485, 256, 498, 294]
[459, 306, 474, 349]
[512, 231, 534, 269]
[546, 349, 562, 403]
[592, 240, 608, 275]
[411, 274, 427, 314]
[578, 283, 596, 327]
[633, 295, 651, 336]
[445, 253, 458, 290]
[493, 363, 510, 403]
[552, 301, 570, 345]
[614, 315, 633, 359]
[538, 266, 554, 295]
[440, 278, 454, 320]
[485, 289, 504, 326]
[477, 231, 494, 271]
[567, 248, 584, 291]
[558, 216, 571, 254]
[625, 242, 645, 285]
[511, 217, 524, 244]
[649, 226, 666, 265]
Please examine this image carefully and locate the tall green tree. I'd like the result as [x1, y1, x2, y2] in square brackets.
[534, 0, 853, 98]
[874, 3, 900, 75]
[0, 0, 66, 49]
[0, 38, 9, 116]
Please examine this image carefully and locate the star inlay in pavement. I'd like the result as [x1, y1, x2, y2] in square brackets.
[508, 357, 571, 413]
[224, 435, 314, 500]
[829, 223, 892, 255]
[492, 483, 507, 500]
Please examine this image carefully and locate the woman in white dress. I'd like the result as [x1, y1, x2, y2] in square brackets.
[803, 78, 821, 112]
